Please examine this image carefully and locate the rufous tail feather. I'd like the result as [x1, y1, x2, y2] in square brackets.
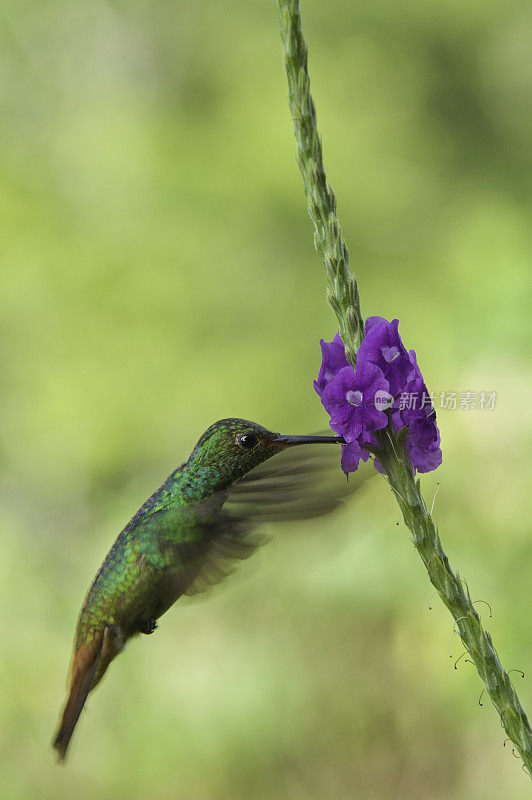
[52, 630, 105, 761]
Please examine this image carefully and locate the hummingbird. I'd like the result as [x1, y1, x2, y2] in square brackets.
[53, 418, 355, 761]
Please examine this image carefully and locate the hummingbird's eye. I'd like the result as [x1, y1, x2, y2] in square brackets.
[238, 433, 259, 450]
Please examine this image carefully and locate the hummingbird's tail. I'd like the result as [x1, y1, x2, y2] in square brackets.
[53, 628, 109, 761]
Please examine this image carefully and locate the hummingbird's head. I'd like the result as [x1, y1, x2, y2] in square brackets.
[186, 418, 344, 492]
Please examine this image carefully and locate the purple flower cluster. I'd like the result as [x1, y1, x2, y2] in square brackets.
[314, 318, 442, 475]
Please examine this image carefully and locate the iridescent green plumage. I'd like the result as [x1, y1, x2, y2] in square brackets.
[53, 418, 351, 760]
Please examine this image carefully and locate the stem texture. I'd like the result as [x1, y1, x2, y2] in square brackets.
[278, 0, 532, 777]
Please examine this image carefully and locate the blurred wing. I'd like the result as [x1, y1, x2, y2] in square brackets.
[179, 446, 370, 597]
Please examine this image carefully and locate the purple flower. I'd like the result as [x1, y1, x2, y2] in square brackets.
[406, 415, 442, 473]
[313, 333, 349, 397]
[391, 350, 442, 471]
[321, 362, 390, 443]
[314, 321, 442, 476]
[340, 440, 371, 476]
[357, 317, 413, 397]
[396, 349, 434, 425]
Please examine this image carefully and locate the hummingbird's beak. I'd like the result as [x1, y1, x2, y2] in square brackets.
[271, 434, 346, 448]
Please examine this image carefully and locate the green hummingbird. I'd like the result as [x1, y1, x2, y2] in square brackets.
[53, 418, 355, 761]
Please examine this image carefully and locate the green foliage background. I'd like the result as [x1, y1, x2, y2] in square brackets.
[1, 1, 532, 797]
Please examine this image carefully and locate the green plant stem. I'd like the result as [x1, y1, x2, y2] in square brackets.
[278, 0, 532, 777]
[277, 2, 363, 367]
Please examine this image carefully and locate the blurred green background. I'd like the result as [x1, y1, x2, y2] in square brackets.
[1, 0, 532, 797]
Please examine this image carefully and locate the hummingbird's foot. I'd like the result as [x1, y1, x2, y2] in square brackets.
[140, 618, 158, 635]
